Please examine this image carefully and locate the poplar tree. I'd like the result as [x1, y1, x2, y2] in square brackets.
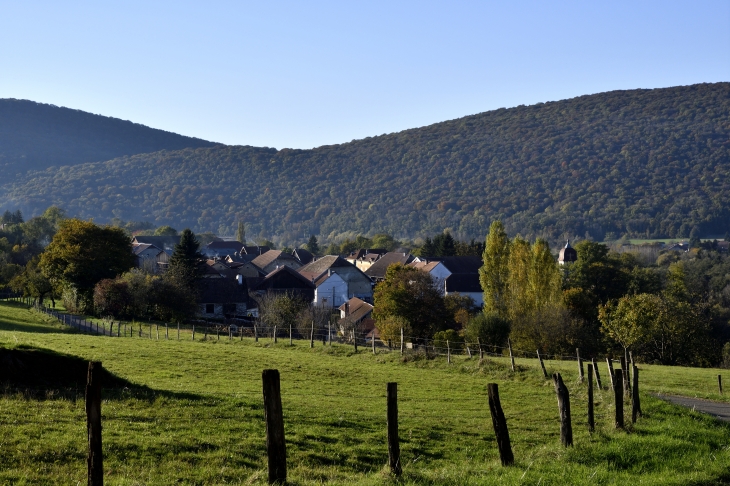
[479, 221, 511, 318]
[236, 222, 246, 244]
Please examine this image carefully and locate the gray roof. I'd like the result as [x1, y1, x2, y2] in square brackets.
[364, 252, 414, 280]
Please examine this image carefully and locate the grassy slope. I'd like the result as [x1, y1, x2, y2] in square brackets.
[1, 300, 730, 485]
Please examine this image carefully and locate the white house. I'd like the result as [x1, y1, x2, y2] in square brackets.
[408, 260, 452, 295]
[313, 271, 349, 308]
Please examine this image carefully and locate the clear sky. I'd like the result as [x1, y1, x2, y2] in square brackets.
[1, 1, 728, 149]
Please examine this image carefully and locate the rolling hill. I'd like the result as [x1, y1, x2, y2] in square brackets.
[1, 83, 728, 245]
[0, 98, 218, 174]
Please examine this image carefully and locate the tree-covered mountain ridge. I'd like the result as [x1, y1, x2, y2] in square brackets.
[1, 82, 728, 245]
[0, 98, 218, 174]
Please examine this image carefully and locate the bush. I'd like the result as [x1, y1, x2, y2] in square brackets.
[464, 312, 511, 352]
[433, 329, 463, 353]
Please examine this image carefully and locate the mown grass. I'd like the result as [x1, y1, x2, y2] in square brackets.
[1, 300, 730, 485]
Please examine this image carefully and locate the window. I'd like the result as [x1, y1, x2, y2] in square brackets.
[205, 304, 214, 314]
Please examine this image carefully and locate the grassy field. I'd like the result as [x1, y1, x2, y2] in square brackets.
[1, 300, 730, 485]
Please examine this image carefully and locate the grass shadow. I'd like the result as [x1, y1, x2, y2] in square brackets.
[0, 301, 73, 334]
[0, 343, 202, 402]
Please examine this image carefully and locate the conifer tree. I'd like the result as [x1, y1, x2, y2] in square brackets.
[306, 235, 320, 255]
[166, 229, 203, 290]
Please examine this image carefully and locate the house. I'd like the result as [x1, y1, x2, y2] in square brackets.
[444, 273, 484, 307]
[338, 297, 375, 337]
[345, 249, 387, 271]
[196, 275, 251, 319]
[364, 252, 415, 282]
[131, 243, 169, 273]
[251, 250, 303, 274]
[250, 265, 315, 302]
[408, 260, 452, 295]
[202, 240, 244, 258]
[312, 271, 348, 308]
[558, 240, 578, 264]
[298, 255, 373, 302]
[241, 245, 270, 256]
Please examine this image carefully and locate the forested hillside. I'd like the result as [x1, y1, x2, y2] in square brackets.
[0, 99, 217, 173]
[1, 83, 728, 245]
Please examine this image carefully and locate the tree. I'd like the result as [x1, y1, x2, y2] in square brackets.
[154, 225, 178, 236]
[480, 221, 511, 319]
[236, 222, 246, 244]
[464, 312, 511, 352]
[436, 231, 456, 257]
[419, 237, 437, 258]
[39, 219, 134, 310]
[306, 235, 320, 255]
[10, 256, 54, 305]
[370, 233, 399, 251]
[166, 229, 203, 291]
[255, 291, 308, 334]
[373, 264, 450, 341]
[93, 278, 132, 319]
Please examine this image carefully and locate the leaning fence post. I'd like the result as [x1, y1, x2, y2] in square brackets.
[620, 355, 630, 397]
[262, 369, 287, 484]
[508, 339, 515, 372]
[537, 349, 548, 378]
[576, 348, 584, 382]
[587, 364, 595, 432]
[606, 357, 615, 391]
[614, 368, 624, 429]
[487, 383, 514, 466]
[592, 358, 602, 389]
[553, 373, 573, 446]
[632, 365, 641, 423]
[387, 382, 402, 476]
[86, 361, 103, 486]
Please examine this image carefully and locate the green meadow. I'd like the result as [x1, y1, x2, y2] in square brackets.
[1, 300, 730, 485]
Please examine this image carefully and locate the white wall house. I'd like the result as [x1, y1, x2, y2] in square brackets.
[313, 271, 349, 308]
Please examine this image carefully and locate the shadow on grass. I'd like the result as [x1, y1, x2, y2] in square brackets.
[0, 344, 201, 402]
[0, 301, 72, 334]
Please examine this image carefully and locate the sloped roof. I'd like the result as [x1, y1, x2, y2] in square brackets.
[251, 250, 300, 270]
[337, 297, 374, 325]
[241, 245, 270, 255]
[408, 260, 443, 273]
[253, 265, 316, 291]
[132, 235, 181, 250]
[196, 277, 250, 304]
[205, 240, 244, 251]
[132, 243, 162, 256]
[364, 252, 414, 279]
[347, 248, 387, 260]
[293, 248, 314, 265]
[298, 255, 353, 280]
[439, 256, 482, 274]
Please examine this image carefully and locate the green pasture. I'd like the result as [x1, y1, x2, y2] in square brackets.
[1, 300, 730, 485]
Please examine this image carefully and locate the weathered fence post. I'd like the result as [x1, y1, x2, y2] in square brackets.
[620, 355, 630, 397]
[116, 322, 120, 338]
[614, 368, 624, 429]
[400, 327, 404, 355]
[217, 327, 220, 341]
[587, 364, 595, 432]
[477, 337, 484, 361]
[508, 338, 515, 372]
[255, 324, 258, 342]
[447, 340, 451, 364]
[372, 329, 376, 354]
[288, 324, 292, 345]
[719, 375, 723, 394]
[165, 324, 168, 340]
[86, 361, 103, 486]
[156, 324, 159, 340]
[606, 357, 615, 391]
[310, 321, 314, 348]
[592, 358, 602, 389]
[274, 326, 277, 343]
[632, 365, 641, 423]
[553, 373, 573, 446]
[576, 348, 584, 382]
[537, 349, 548, 378]
[262, 369, 287, 484]
[353, 330, 358, 352]
[177, 322, 180, 340]
[229, 326, 232, 341]
[192, 325, 195, 340]
[466, 342, 472, 358]
[487, 383, 514, 466]
[387, 382, 402, 476]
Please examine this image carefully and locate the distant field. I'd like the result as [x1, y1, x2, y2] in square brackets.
[1, 300, 730, 485]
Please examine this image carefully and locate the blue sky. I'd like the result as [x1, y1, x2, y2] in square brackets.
[1, 1, 728, 149]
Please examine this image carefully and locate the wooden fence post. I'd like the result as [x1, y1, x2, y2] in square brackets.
[592, 358, 602, 389]
[156, 324, 159, 340]
[192, 325, 195, 340]
[466, 343, 472, 358]
[587, 364, 595, 432]
[255, 324, 258, 342]
[620, 355, 630, 397]
[274, 326, 277, 343]
[576, 348, 584, 382]
[537, 349, 548, 378]
[487, 383, 514, 466]
[606, 357, 615, 391]
[353, 330, 358, 352]
[387, 382, 402, 476]
[310, 321, 314, 348]
[117, 322, 120, 338]
[177, 323, 180, 340]
[289, 324, 292, 345]
[400, 327, 404, 355]
[508, 339, 515, 372]
[719, 375, 723, 394]
[217, 327, 220, 341]
[477, 337, 483, 361]
[614, 369, 624, 429]
[229, 326, 232, 341]
[372, 329, 376, 354]
[553, 373, 573, 446]
[86, 361, 103, 486]
[262, 370, 287, 484]
[632, 365, 641, 423]
[447, 340, 451, 364]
